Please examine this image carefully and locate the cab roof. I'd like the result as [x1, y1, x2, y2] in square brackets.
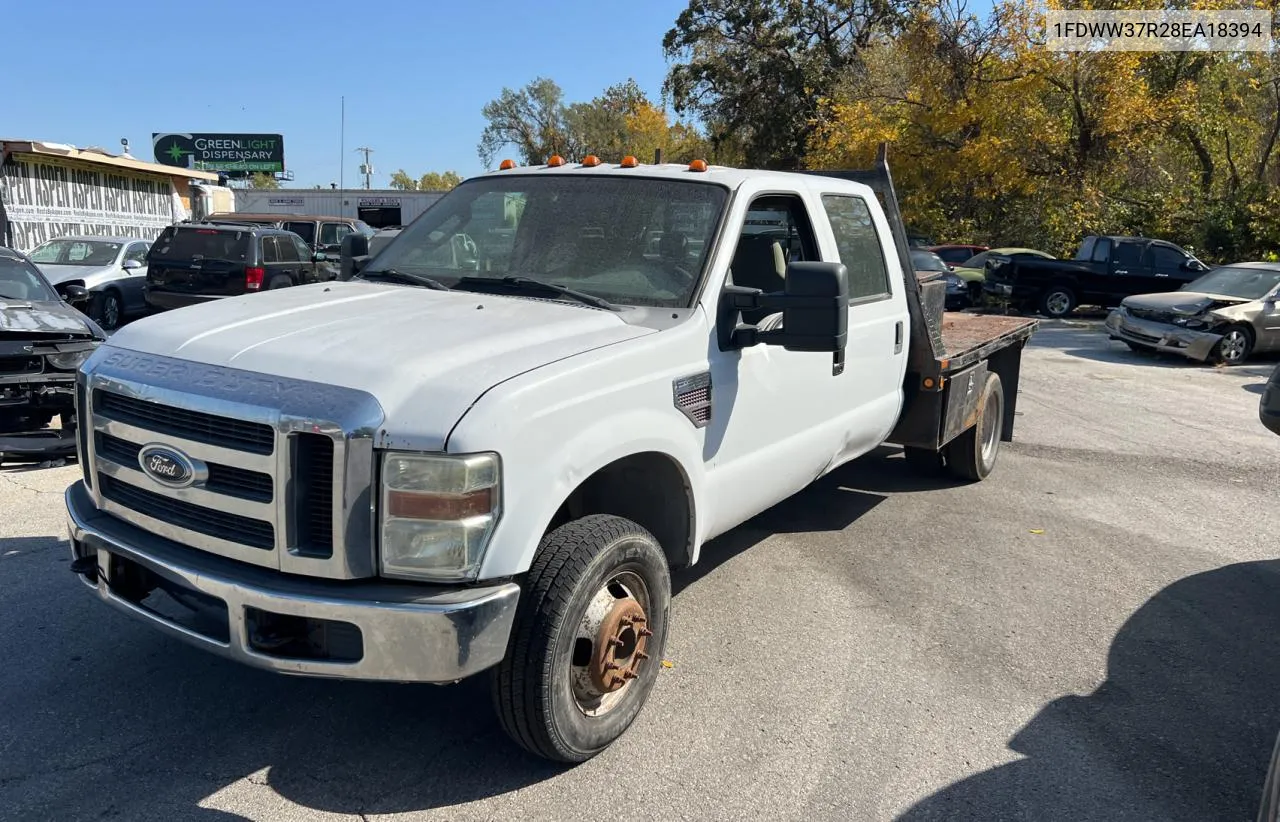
[483, 160, 876, 196]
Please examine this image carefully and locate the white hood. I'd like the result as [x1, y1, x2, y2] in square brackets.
[105, 281, 655, 447]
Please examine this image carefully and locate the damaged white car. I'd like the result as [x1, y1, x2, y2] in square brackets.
[1104, 262, 1280, 365]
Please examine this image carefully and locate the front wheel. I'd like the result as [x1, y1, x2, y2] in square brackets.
[1211, 325, 1254, 365]
[1039, 285, 1076, 318]
[94, 290, 123, 330]
[491, 514, 671, 763]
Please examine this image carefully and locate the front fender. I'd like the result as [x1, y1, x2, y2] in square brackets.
[454, 403, 708, 581]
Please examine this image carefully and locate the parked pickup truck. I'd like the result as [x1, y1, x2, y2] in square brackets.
[64, 146, 1037, 763]
[984, 234, 1210, 318]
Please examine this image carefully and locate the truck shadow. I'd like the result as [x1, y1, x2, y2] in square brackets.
[1, 448, 929, 819]
[897, 559, 1280, 822]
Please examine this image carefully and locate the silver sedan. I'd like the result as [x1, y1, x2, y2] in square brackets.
[1104, 262, 1280, 365]
[27, 235, 152, 330]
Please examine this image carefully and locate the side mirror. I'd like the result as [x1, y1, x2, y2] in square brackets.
[121, 259, 143, 271]
[723, 261, 849, 354]
[339, 233, 371, 281]
[62, 284, 90, 304]
[313, 251, 328, 262]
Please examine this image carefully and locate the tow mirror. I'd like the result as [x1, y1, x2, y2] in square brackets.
[339, 233, 371, 281]
[723, 261, 850, 355]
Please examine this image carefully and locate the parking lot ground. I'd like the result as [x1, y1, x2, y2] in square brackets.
[2, 319, 1278, 822]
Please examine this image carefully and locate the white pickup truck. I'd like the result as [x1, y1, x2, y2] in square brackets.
[64, 146, 1037, 762]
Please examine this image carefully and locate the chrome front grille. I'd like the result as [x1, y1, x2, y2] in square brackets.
[81, 349, 384, 580]
[94, 390, 275, 454]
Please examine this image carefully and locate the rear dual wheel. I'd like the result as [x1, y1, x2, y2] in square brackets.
[902, 371, 1005, 482]
[492, 514, 671, 763]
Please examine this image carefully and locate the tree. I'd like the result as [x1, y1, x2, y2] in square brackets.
[388, 170, 419, 190]
[478, 77, 581, 168]
[419, 171, 462, 190]
[247, 172, 279, 190]
[663, 0, 909, 168]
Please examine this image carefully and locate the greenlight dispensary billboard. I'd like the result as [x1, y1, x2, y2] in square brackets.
[152, 133, 284, 177]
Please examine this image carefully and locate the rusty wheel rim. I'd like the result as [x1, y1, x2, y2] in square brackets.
[570, 570, 653, 717]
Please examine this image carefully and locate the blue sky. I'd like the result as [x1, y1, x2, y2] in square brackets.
[6, 0, 689, 188]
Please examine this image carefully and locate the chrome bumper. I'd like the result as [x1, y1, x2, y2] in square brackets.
[65, 481, 520, 683]
[1104, 309, 1222, 361]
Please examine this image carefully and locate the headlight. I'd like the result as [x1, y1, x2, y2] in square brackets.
[944, 274, 963, 287]
[379, 451, 501, 581]
[46, 349, 91, 370]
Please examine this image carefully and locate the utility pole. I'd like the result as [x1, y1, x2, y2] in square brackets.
[356, 146, 375, 189]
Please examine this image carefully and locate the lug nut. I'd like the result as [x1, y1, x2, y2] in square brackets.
[607, 637, 624, 648]
[604, 661, 620, 671]
[635, 651, 649, 660]
[637, 628, 653, 637]
[622, 670, 638, 680]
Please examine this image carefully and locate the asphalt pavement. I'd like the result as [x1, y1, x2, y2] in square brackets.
[1, 318, 1277, 822]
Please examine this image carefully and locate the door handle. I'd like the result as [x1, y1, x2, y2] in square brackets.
[1154, 273, 1169, 277]
[894, 320, 903, 354]
[1114, 269, 1128, 274]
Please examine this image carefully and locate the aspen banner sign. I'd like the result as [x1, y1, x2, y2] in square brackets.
[0, 153, 181, 249]
[152, 133, 285, 176]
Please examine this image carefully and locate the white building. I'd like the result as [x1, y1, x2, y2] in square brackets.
[232, 189, 445, 229]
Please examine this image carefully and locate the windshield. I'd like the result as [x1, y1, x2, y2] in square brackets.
[28, 239, 121, 267]
[149, 226, 251, 262]
[911, 250, 948, 272]
[959, 251, 990, 268]
[1183, 266, 1280, 300]
[0, 257, 59, 301]
[365, 175, 729, 308]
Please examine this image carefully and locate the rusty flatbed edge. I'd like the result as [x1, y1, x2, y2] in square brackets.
[936, 312, 1039, 372]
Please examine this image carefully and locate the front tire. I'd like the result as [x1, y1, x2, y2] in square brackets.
[1039, 285, 1076, 318]
[94, 290, 123, 330]
[492, 514, 671, 763]
[945, 372, 1005, 481]
[1211, 324, 1254, 365]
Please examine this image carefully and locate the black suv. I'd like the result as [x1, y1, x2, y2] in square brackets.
[144, 223, 331, 311]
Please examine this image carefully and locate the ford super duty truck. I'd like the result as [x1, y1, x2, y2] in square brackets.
[64, 146, 1038, 762]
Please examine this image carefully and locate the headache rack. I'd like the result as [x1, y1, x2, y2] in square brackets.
[803, 143, 1039, 450]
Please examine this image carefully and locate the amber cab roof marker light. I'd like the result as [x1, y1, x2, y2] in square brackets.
[581, 155, 601, 167]
[546, 154, 566, 167]
[688, 159, 709, 172]
[620, 155, 640, 168]
[498, 159, 517, 170]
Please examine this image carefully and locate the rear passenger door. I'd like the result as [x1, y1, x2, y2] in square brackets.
[1107, 240, 1150, 300]
[817, 192, 909, 460]
[273, 233, 304, 285]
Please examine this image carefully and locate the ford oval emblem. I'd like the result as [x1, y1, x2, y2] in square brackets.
[138, 445, 197, 488]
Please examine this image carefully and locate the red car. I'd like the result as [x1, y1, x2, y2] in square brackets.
[929, 244, 990, 266]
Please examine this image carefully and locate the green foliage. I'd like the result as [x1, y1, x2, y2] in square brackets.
[247, 172, 279, 190]
[389, 170, 463, 191]
[477, 77, 725, 169]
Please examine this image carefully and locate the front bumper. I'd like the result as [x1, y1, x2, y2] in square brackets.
[65, 481, 520, 683]
[1103, 309, 1222, 361]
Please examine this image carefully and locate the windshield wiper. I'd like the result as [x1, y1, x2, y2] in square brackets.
[359, 268, 451, 291]
[454, 275, 618, 310]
